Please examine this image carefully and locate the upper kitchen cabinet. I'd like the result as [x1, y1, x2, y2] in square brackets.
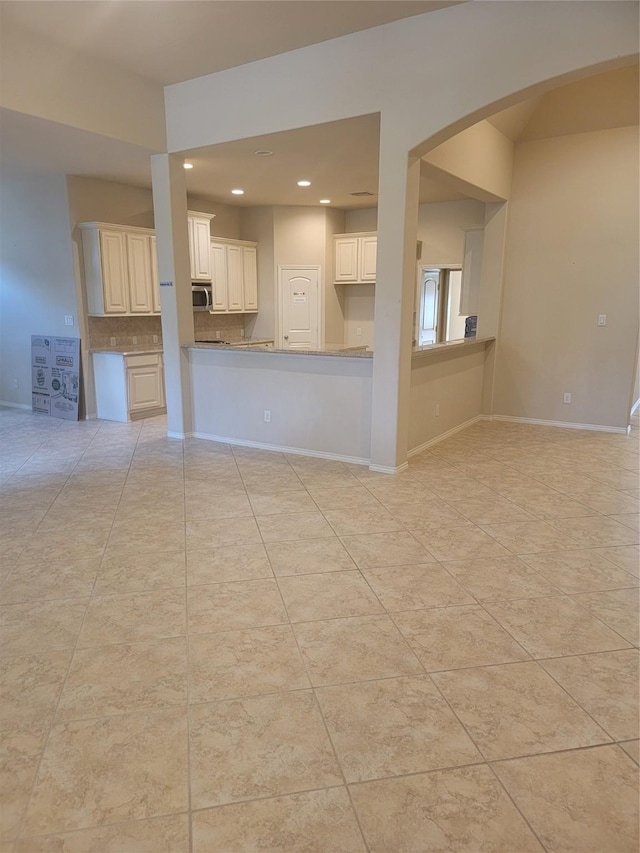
[209, 237, 258, 313]
[188, 211, 215, 281]
[80, 223, 158, 316]
[334, 232, 377, 283]
[459, 227, 484, 316]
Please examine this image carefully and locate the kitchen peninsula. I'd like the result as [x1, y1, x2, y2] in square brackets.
[184, 336, 494, 466]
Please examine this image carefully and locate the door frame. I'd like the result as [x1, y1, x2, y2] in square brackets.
[415, 264, 462, 345]
[276, 265, 323, 349]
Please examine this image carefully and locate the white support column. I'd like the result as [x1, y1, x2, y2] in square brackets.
[151, 153, 194, 438]
[369, 123, 421, 472]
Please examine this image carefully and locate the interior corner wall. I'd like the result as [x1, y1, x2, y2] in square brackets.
[324, 207, 346, 345]
[493, 125, 639, 429]
[0, 167, 78, 408]
[241, 206, 276, 341]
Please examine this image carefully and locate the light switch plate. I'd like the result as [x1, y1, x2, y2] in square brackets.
[597, 314, 607, 326]
[64, 315, 73, 326]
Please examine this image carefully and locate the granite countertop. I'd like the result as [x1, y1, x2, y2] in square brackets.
[411, 336, 495, 357]
[91, 345, 163, 356]
[185, 342, 373, 358]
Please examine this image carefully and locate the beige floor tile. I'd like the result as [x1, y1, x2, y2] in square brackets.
[394, 605, 530, 671]
[571, 588, 639, 645]
[293, 615, 422, 686]
[188, 625, 310, 702]
[493, 745, 639, 853]
[620, 740, 639, 764]
[77, 589, 186, 648]
[186, 544, 273, 585]
[0, 722, 48, 843]
[189, 692, 342, 809]
[510, 491, 597, 520]
[242, 473, 305, 494]
[349, 764, 543, 852]
[1, 598, 88, 657]
[484, 595, 631, 658]
[296, 470, 360, 490]
[362, 564, 474, 610]
[0, 649, 71, 725]
[412, 525, 512, 561]
[593, 545, 640, 577]
[520, 549, 638, 593]
[23, 709, 189, 836]
[278, 570, 384, 622]
[186, 517, 262, 550]
[322, 506, 403, 536]
[187, 579, 288, 634]
[1, 557, 99, 604]
[433, 661, 610, 760]
[16, 814, 190, 853]
[248, 490, 317, 516]
[480, 520, 580, 554]
[57, 638, 187, 720]
[94, 550, 185, 595]
[449, 497, 536, 525]
[316, 676, 481, 782]
[266, 538, 357, 576]
[365, 481, 437, 506]
[384, 500, 467, 529]
[308, 486, 382, 510]
[256, 512, 335, 543]
[610, 512, 640, 532]
[426, 479, 498, 502]
[191, 788, 366, 852]
[445, 555, 559, 600]
[540, 649, 638, 741]
[341, 531, 432, 568]
[551, 515, 639, 547]
[185, 492, 253, 520]
[576, 491, 639, 515]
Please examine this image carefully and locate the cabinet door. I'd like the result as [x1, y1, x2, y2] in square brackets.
[187, 217, 196, 280]
[460, 228, 484, 316]
[126, 233, 153, 313]
[191, 217, 212, 280]
[210, 243, 228, 311]
[99, 230, 129, 313]
[127, 365, 162, 411]
[150, 236, 161, 313]
[360, 235, 377, 281]
[227, 245, 244, 311]
[334, 237, 359, 282]
[242, 246, 258, 311]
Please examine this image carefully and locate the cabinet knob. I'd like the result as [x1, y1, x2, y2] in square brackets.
[284, 335, 289, 340]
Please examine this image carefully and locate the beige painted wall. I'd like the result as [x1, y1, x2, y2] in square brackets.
[409, 344, 487, 452]
[242, 207, 276, 342]
[493, 125, 639, 429]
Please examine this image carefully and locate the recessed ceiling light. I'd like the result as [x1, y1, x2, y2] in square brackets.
[254, 149, 273, 156]
[319, 199, 331, 204]
[183, 162, 194, 170]
[297, 180, 311, 187]
[231, 189, 245, 195]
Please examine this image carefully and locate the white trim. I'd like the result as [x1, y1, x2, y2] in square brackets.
[631, 397, 640, 416]
[0, 400, 32, 411]
[191, 431, 370, 466]
[277, 265, 322, 350]
[407, 415, 484, 457]
[166, 430, 189, 440]
[488, 414, 627, 434]
[368, 462, 410, 475]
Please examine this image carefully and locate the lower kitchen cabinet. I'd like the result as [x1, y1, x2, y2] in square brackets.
[93, 351, 165, 422]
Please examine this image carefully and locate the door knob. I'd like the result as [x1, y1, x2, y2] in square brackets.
[284, 335, 289, 340]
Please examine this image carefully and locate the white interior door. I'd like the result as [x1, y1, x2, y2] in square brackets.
[418, 270, 439, 345]
[279, 268, 320, 349]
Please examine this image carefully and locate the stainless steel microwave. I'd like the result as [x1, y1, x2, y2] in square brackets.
[192, 284, 212, 311]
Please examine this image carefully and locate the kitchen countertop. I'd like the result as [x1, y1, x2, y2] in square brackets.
[411, 336, 494, 357]
[91, 345, 163, 356]
[185, 342, 373, 358]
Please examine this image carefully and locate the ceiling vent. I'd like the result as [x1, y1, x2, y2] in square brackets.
[349, 191, 376, 197]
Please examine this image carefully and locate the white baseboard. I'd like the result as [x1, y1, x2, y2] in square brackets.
[368, 462, 410, 474]
[190, 431, 371, 466]
[0, 400, 32, 411]
[166, 430, 190, 440]
[488, 414, 628, 434]
[407, 415, 484, 457]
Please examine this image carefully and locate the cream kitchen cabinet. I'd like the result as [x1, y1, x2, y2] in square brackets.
[93, 350, 165, 422]
[459, 226, 484, 316]
[80, 223, 159, 316]
[334, 232, 377, 283]
[188, 211, 215, 281]
[209, 238, 258, 313]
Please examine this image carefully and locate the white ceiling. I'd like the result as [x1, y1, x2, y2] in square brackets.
[0, 0, 461, 86]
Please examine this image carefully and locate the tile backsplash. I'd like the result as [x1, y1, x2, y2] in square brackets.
[89, 313, 248, 349]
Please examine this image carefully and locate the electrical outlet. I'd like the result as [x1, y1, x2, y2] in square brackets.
[435, 403, 440, 417]
[263, 410, 271, 423]
[13, 378, 19, 389]
[356, 327, 362, 336]
[153, 335, 158, 344]
[110, 337, 116, 346]
[64, 314, 73, 326]
[216, 331, 221, 338]
[132, 336, 137, 345]
[563, 392, 572, 404]
[597, 314, 607, 326]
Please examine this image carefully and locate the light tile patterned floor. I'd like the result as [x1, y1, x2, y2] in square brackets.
[1, 407, 638, 851]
